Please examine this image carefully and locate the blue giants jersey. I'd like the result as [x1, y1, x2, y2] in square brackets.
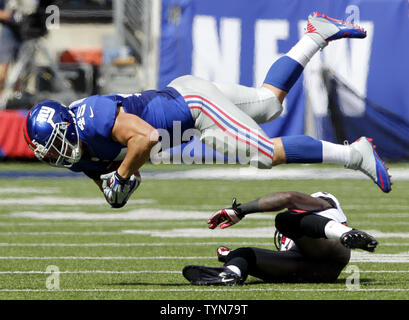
[68, 87, 193, 177]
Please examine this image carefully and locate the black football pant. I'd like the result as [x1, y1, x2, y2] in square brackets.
[224, 211, 350, 283]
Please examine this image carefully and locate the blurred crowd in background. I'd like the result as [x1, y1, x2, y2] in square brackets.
[0, 0, 145, 110]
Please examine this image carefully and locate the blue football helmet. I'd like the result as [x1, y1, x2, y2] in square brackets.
[23, 100, 82, 167]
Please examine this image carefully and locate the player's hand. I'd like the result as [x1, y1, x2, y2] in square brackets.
[207, 208, 242, 229]
[100, 171, 141, 208]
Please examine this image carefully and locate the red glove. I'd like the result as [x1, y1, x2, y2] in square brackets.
[207, 208, 242, 229]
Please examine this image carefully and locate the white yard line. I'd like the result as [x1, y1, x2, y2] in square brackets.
[2, 228, 409, 239]
[0, 252, 409, 263]
[139, 167, 409, 181]
[363, 230, 409, 238]
[0, 242, 273, 247]
[353, 222, 409, 226]
[0, 187, 60, 194]
[0, 242, 409, 247]
[6, 210, 409, 222]
[0, 221, 208, 227]
[0, 221, 406, 229]
[8, 210, 268, 221]
[0, 197, 155, 206]
[0, 232, 136, 236]
[0, 256, 214, 260]
[0, 288, 409, 293]
[121, 228, 409, 239]
[0, 227, 276, 238]
[343, 208, 409, 213]
[4, 167, 409, 181]
[0, 270, 180, 274]
[350, 252, 409, 263]
[0, 269, 407, 275]
[346, 270, 409, 273]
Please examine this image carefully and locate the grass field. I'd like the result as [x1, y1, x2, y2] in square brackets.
[0, 162, 409, 300]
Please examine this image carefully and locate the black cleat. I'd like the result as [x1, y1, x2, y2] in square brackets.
[182, 265, 242, 286]
[340, 229, 378, 252]
[216, 246, 232, 263]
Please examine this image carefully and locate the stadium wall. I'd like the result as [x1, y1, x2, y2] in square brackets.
[158, 0, 409, 161]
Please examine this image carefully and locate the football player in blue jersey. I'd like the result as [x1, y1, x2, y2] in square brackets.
[23, 13, 391, 208]
[183, 191, 378, 286]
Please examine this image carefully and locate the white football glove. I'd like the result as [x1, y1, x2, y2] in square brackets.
[100, 171, 141, 208]
[207, 199, 244, 229]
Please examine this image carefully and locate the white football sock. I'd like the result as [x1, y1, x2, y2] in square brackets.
[321, 140, 352, 166]
[226, 265, 242, 277]
[286, 35, 321, 67]
[324, 220, 352, 240]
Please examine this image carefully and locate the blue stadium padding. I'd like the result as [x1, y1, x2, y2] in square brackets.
[0, 170, 86, 179]
[159, 0, 409, 161]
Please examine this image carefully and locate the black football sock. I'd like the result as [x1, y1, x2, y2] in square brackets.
[224, 247, 257, 281]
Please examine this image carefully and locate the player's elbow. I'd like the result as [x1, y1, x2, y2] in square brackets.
[148, 128, 160, 146]
[141, 128, 160, 150]
[283, 191, 301, 209]
[128, 128, 159, 152]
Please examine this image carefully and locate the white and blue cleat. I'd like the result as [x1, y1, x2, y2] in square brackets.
[306, 12, 367, 48]
[346, 137, 392, 193]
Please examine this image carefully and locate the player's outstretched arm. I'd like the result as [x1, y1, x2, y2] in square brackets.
[111, 108, 159, 177]
[98, 108, 158, 208]
[256, 191, 331, 212]
[208, 192, 331, 229]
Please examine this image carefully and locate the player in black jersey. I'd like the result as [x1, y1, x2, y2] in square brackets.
[183, 191, 378, 286]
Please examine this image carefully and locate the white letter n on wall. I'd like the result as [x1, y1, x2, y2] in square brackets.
[254, 19, 289, 87]
[192, 15, 241, 83]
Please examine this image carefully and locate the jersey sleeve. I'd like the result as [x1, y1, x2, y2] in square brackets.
[72, 95, 123, 160]
[86, 96, 118, 140]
